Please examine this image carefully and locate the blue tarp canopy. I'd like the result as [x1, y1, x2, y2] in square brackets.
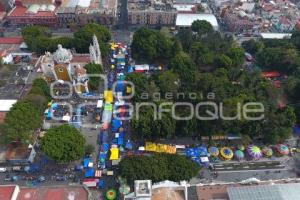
[125, 140, 133, 150]
[117, 132, 125, 146]
[186, 146, 208, 157]
[294, 126, 300, 135]
[100, 131, 109, 144]
[98, 180, 105, 189]
[199, 145, 208, 157]
[112, 119, 122, 132]
[85, 168, 95, 178]
[116, 81, 125, 93]
[128, 66, 134, 73]
[102, 143, 110, 152]
[83, 158, 90, 168]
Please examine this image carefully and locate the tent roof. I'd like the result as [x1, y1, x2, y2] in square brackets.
[227, 183, 300, 200]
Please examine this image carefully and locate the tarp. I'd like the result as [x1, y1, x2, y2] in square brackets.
[125, 140, 133, 150]
[127, 66, 134, 73]
[104, 103, 113, 111]
[145, 142, 176, 154]
[99, 131, 108, 144]
[109, 147, 119, 160]
[85, 168, 95, 178]
[104, 90, 113, 103]
[117, 132, 125, 146]
[293, 125, 300, 136]
[83, 158, 90, 168]
[102, 143, 110, 152]
[116, 81, 125, 93]
[112, 119, 122, 132]
[199, 145, 208, 157]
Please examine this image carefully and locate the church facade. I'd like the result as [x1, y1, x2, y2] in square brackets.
[40, 35, 102, 94]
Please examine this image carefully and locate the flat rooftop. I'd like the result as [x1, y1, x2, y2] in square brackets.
[17, 186, 89, 200]
[227, 183, 300, 200]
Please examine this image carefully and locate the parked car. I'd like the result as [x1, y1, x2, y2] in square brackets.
[4, 175, 11, 181]
[38, 176, 46, 182]
[0, 167, 7, 173]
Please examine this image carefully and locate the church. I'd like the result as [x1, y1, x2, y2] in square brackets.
[40, 35, 102, 94]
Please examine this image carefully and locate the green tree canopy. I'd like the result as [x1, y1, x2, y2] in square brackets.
[169, 52, 197, 86]
[191, 20, 213, 35]
[119, 153, 200, 184]
[1, 101, 42, 143]
[241, 39, 264, 55]
[84, 63, 103, 91]
[131, 28, 174, 62]
[41, 125, 85, 162]
[73, 23, 111, 54]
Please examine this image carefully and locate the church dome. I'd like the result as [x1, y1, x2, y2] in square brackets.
[53, 44, 73, 64]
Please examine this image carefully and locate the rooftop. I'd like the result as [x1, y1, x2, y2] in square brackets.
[0, 37, 24, 44]
[0, 185, 18, 200]
[8, 6, 56, 17]
[227, 183, 300, 200]
[0, 99, 17, 112]
[17, 186, 89, 200]
[176, 13, 219, 28]
[152, 187, 186, 200]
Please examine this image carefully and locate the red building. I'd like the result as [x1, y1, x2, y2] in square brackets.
[6, 3, 57, 27]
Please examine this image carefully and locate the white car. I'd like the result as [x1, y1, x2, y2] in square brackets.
[0, 167, 7, 172]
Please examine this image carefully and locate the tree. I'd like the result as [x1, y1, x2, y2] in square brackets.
[131, 27, 173, 62]
[73, 23, 111, 54]
[241, 39, 264, 55]
[22, 25, 51, 49]
[214, 54, 232, 69]
[126, 73, 150, 102]
[291, 29, 300, 50]
[226, 46, 245, 67]
[41, 125, 85, 162]
[84, 63, 103, 91]
[1, 101, 42, 143]
[118, 153, 200, 184]
[157, 71, 179, 94]
[191, 20, 213, 36]
[31, 78, 51, 101]
[131, 102, 176, 139]
[190, 42, 214, 68]
[176, 29, 193, 52]
[169, 52, 197, 86]
[256, 47, 298, 73]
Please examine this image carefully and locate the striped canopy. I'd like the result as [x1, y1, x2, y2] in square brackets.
[220, 147, 233, 160]
[234, 150, 244, 160]
[209, 146, 219, 157]
[247, 145, 262, 160]
[276, 144, 289, 155]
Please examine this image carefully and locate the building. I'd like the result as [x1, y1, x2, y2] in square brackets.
[6, 142, 36, 164]
[6, 1, 57, 27]
[0, 185, 20, 200]
[0, 185, 90, 200]
[223, 12, 254, 32]
[0, 0, 15, 12]
[0, 99, 17, 123]
[128, 0, 177, 26]
[40, 35, 100, 93]
[57, 0, 118, 27]
[176, 13, 219, 30]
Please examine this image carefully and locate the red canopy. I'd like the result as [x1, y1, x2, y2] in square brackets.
[262, 71, 281, 78]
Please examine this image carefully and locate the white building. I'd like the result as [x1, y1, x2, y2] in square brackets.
[176, 13, 219, 30]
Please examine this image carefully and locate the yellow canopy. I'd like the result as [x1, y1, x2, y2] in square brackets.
[109, 147, 119, 160]
[126, 86, 132, 94]
[145, 142, 157, 152]
[104, 90, 113, 103]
